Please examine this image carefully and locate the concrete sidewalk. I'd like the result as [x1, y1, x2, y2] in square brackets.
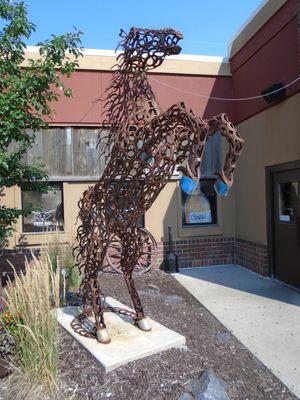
[174, 265, 300, 398]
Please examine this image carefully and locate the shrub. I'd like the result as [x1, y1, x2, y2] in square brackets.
[0, 310, 24, 334]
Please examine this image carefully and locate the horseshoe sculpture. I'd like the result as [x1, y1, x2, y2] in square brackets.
[73, 27, 244, 343]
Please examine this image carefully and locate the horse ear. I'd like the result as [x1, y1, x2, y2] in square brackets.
[119, 29, 127, 38]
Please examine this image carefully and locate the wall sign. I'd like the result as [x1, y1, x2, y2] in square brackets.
[181, 179, 217, 226]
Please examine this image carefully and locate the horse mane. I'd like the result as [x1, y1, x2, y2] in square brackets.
[98, 29, 138, 162]
[98, 28, 161, 162]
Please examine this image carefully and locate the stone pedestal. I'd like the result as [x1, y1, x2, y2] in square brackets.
[56, 297, 186, 372]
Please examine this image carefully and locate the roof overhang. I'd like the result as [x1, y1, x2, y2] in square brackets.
[228, 0, 289, 58]
[23, 46, 231, 77]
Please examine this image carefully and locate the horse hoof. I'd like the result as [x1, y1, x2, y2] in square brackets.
[137, 318, 151, 331]
[96, 328, 111, 344]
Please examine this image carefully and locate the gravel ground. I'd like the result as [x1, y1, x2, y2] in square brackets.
[59, 271, 297, 400]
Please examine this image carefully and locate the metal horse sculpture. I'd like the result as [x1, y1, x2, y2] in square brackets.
[73, 27, 244, 344]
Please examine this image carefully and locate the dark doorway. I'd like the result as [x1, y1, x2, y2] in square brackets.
[266, 162, 300, 289]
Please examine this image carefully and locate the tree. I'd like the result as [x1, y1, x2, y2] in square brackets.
[0, 0, 82, 246]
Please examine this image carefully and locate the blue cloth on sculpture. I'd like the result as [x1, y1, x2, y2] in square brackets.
[180, 176, 199, 195]
[214, 177, 230, 196]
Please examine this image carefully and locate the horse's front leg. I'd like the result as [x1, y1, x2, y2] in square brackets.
[206, 113, 244, 195]
[89, 274, 111, 344]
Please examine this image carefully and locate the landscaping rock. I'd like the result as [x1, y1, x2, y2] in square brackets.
[178, 393, 194, 400]
[162, 294, 183, 304]
[188, 368, 230, 400]
[0, 358, 11, 379]
[145, 283, 160, 293]
[216, 331, 231, 345]
[0, 330, 16, 358]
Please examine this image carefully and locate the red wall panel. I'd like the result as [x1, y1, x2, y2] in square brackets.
[230, 0, 299, 123]
[48, 71, 233, 125]
[48, 0, 299, 127]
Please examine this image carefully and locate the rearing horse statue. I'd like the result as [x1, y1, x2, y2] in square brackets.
[74, 27, 244, 344]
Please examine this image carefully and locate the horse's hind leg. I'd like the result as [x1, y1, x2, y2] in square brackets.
[89, 274, 111, 344]
[85, 237, 111, 343]
[120, 227, 151, 331]
[86, 230, 111, 343]
[76, 189, 111, 343]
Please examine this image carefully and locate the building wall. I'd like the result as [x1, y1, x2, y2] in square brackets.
[235, 91, 300, 245]
[20, 50, 233, 126]
[297, 0, 300, 68]
[45, 70, 233, 126]
[2, 0, 300, 276]
[230, 0, 299, 125]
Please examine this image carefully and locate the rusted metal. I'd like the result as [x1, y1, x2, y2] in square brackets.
[104, 227, 157, 274]
[73, 27, 244, 343]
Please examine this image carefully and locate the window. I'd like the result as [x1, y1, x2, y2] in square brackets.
[22, 183, 64, 233]
[182, 179, 217, 226]
[22, 127, 105, 178]
[278, 182, 299, 223]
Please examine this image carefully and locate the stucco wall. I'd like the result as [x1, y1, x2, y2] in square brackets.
[2, 174, 235, 249]
[234, 91, 300, 244]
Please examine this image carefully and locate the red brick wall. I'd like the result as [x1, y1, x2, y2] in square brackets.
[0, 237, 268, 277]
[234, 239, 268, 276]
[0, 248, 40, 274]
[153, 236, 268, 277]
[154, 237, 235, 269]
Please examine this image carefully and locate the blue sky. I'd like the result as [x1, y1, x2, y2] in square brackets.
[23, 0, 263, 56]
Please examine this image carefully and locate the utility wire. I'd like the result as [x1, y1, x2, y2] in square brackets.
[182, 40, 226, 45]
[149, 75, 300, 102]
[41, 74, 300, 154]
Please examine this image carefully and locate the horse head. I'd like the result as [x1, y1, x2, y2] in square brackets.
[118, 27, 183, 70]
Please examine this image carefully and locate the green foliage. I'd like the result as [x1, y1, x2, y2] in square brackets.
[42, 231, 82, 294]
[0, 310, 24, 335]
[0, 0, 82, 246]
[63, 245, 81, 292]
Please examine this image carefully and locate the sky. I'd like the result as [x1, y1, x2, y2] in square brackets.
[20, 0, 264, 57]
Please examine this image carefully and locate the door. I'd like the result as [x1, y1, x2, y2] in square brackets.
[273, 168, 300, 288]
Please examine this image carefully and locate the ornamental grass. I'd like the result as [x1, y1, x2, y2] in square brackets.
[42, 230, 81, 293]
[3, 254, 61, 400]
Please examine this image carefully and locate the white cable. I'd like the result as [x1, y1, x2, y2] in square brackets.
[149, 75, 300, 102]
[182, 40, 226, 45]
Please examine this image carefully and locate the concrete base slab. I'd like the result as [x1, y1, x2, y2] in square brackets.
[56, 297, 186, 372]
[175, 265, 300, 398]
